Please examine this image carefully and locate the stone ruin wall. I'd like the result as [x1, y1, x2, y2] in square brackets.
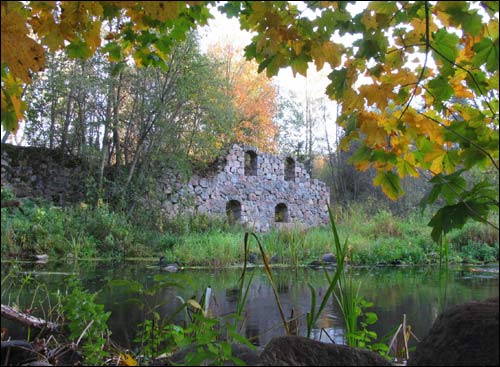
[1, 143, 331, 231]
[159, 144, 330, 232]
[1, 144, 86, 204]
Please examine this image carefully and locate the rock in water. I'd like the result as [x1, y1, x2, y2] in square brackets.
[321, 253, 336, 263]
[411, 297, 499, 366]
[258, 336, 391, 366]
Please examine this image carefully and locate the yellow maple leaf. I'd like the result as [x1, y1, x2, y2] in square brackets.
[322, 41, 342, 69]
[142, 1, 180, 22]
[86, 20, 102, 53]
[390, 134, 410, 155]
[291, 40, 303, 55]
[379, 112, 399, 133]
[397, 153, 419, 178]
[9, 94, 24, 121]
[435, 10, 451, 28]
[1, 8, 46, 83]
[410, 18, 437, 40]
[382, 69, 418, 86]
[424, 144, 446, 163]
[341, 88, 363, 114]
[311, 41, 341, 71]
[361, 10, 378, 31]
[456, 33, 480, 63]
[354, 160, 372, 171]
[429, 154, 444, 174]
[358, 111, 388, 147]
[118, 353, 138, 366]
[360, 83, 396, 111]
[59, 1, 86, 38]
[385, 48, 404, 69]
[452, 82, 474, 99]
[319, 1, 338, 9]
[419, 115, 444, 145]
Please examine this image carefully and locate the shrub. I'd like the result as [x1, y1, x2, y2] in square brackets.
[460, 242, 499, 263]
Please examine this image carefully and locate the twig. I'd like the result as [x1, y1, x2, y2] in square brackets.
[387, 323, 403, 356]
[419, 169, 500, 231]
[76, 319, 95, 346]
[397, 1, 430, 125]
[429, 45, 497, 118]
[321, 328, 336, 343]
[417, 111, 499, 172]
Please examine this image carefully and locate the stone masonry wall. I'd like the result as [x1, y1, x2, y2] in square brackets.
[1, 144, 85, 204]
[1, 143, 330, 231]
[159, 144, 330, 231]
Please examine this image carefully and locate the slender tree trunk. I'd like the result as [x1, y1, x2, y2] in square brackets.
[76, 61, 87, 157]
[323, 110, 337, 197]
[98, 77, 113, 194]
[2, 131, 10, 144]
[60, 63, 76, 156]
[112, 72, 123, 168]
[60, 90, 73, 155]
[48, 96, 57, 149]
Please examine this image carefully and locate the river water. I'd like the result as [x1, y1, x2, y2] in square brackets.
[1, 260, 498, 351]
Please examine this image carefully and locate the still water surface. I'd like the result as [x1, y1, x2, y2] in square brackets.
[1, 260, 498, 350]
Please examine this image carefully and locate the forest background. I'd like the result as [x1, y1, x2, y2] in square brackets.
[1, 1, 498, 265]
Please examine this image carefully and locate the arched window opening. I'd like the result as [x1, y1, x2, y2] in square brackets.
[226, 200, 242, 225]
[244, 150, 257, 176]
[285, 157, 295, 181]
[275, 203, 289, 223]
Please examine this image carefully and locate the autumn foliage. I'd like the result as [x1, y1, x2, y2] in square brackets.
[209, 42, 278, 153]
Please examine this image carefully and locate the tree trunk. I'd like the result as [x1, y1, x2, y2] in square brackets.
[98, 75, 113, 195]
[60, 64, 76, 156]
[112, 72, 123, 169]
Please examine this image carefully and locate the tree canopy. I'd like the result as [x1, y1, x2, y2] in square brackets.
[1, 1, 498, 240]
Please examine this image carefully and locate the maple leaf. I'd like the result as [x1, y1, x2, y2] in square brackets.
[390, 134, 411, 156]
[397, 153, 420, 178]
[143, 1, 180, 22]
[358, 111, 388, 148]
[86, 21, 102, 53]
[359, 83, 397, 111]
[1, 7, 45, 83]
[361, 10, 378, 31]
[373, 171, 405, 201]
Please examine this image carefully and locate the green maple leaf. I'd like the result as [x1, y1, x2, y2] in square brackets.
[373, 171, 404, 200]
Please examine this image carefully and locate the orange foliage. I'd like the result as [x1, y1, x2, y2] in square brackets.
[208, 42, 278, 153]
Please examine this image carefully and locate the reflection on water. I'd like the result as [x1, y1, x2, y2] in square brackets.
[1, 260, 498, 350]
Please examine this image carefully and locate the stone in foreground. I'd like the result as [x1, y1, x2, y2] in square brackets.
[411, 297, 499, 366]
[258, 336, 391, 366]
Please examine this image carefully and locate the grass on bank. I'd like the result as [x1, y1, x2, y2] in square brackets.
[1, 192, 498, 266]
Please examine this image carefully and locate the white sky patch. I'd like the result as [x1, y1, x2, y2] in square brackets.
[198, 7, 253, 54]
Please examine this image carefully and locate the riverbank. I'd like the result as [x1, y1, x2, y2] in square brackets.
[1, 193, 498, 266]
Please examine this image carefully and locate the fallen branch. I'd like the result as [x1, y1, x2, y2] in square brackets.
[1, 200, 25, 214]
[1, 304, 60, 332]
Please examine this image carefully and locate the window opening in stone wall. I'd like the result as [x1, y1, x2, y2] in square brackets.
[244, 150, 257, 176]
[275, 203, 289, 223]
[285, 157, 295, 181]
[226, 200, 242, 225]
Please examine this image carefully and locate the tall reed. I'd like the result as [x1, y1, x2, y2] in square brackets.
[305, 205, 349, 338]
[244, 232, 290, 335]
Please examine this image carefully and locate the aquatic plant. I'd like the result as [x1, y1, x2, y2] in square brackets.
[306, 206, 387, 355]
